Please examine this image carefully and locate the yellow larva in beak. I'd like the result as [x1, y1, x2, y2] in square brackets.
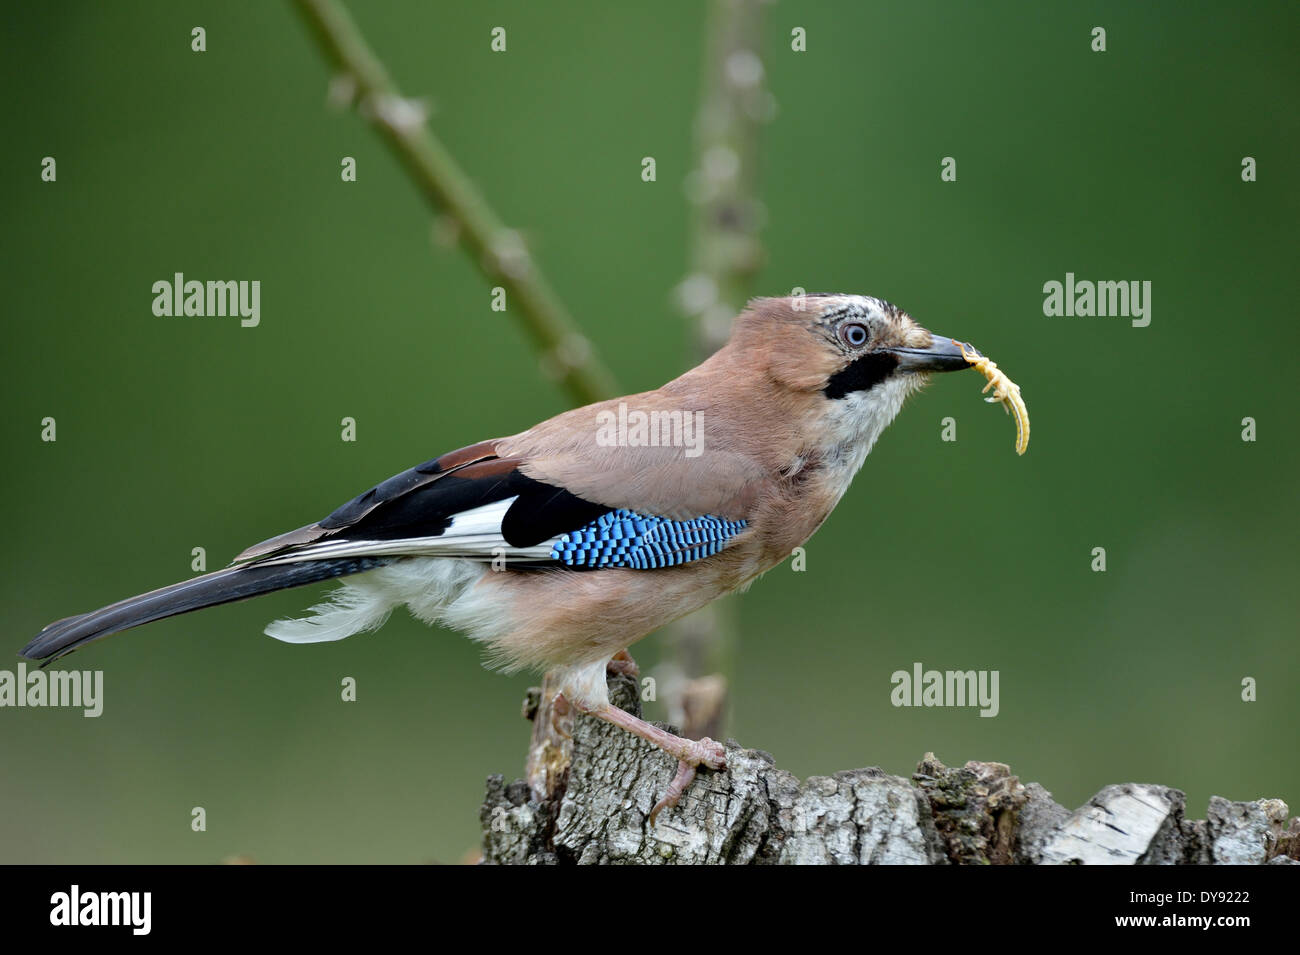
[954, 341, 1030, 455]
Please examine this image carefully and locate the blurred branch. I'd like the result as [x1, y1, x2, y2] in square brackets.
[290, 0, 618, 406]
[660, 0, 771, 739]
[679, 0, 770, 353]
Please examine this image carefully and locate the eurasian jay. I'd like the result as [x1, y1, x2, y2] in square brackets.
[22, 293, 977, 817]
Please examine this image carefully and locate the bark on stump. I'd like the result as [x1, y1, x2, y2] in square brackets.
[481, 674, 1299, 865]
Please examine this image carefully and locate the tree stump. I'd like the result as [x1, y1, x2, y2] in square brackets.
[480, 674, 1298, 865]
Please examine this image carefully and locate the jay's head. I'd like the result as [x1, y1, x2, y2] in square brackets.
[735, 292, 968, 394]
[725, 293, 971, 453]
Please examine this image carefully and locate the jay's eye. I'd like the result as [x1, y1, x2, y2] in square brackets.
[840, 323, 869, 348]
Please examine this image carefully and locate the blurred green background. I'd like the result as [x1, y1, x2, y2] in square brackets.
[2, 1, 1296, 863]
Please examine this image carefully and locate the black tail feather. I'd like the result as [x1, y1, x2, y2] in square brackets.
[21, 557, 394, 665]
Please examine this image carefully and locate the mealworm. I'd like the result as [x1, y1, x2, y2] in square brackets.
[955, 341, 1030, 455]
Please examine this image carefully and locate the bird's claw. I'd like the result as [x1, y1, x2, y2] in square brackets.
[649, 737, 726, 824]
[688, 735, 727, 771]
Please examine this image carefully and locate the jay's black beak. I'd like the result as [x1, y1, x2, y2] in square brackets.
[887, 335, 972, 373]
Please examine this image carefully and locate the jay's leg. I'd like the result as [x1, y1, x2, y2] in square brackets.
[566, 695, 726, 823]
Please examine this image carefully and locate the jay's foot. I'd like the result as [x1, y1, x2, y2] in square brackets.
[568, 696, 726, 824]
[651, 736, 727, 824]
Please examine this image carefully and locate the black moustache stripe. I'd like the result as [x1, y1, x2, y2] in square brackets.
[823, 351, 899, 400]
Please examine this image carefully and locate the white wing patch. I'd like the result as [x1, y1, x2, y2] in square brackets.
[255, 497, 557, 567]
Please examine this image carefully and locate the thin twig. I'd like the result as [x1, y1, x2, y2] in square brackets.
[680, 0, 770, 354]
[290, 0, 618, 406]
[661, 0, 771, 739]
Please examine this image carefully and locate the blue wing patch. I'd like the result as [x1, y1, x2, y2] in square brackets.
[549, 509, 747, 569]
